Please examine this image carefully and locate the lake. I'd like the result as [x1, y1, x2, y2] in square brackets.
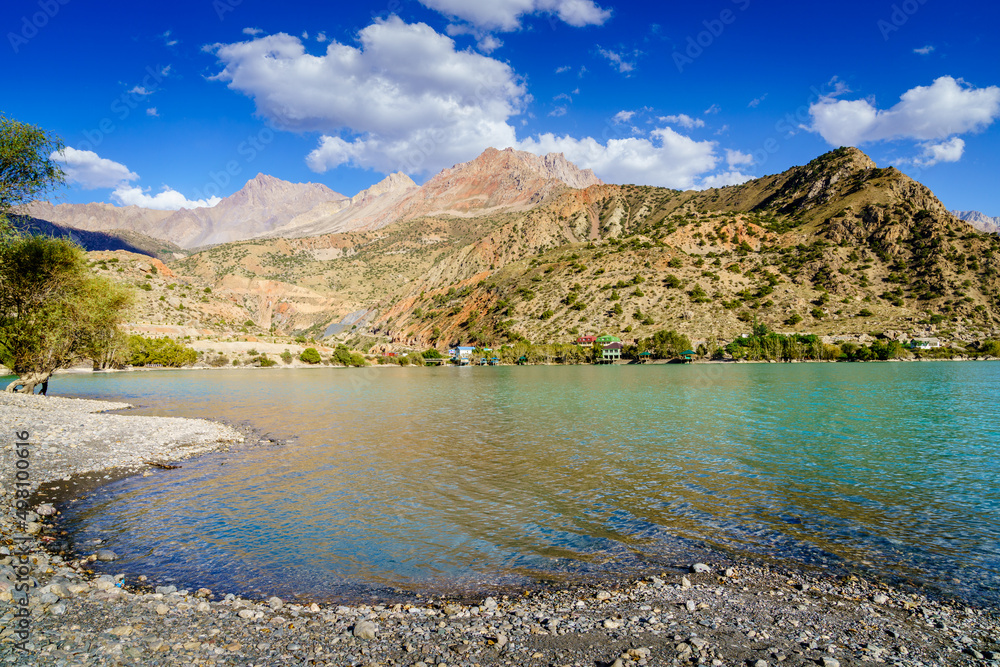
[33, 362, 1000, 605]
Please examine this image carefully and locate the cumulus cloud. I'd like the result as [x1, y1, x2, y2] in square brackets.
[516, 126, 721, 190]
[210, 18, 525, 175]
[555, 65, 572, 74]
[613, 110, 636, 124]
[112, 185, 221, 210]
[52, 147, 219, 210]
[913, 45, 934, 55]
[725, 149, 753, 168]
[659, 114, 705, 129]
[242, 27, 263, 36]
[597, 46, 636, 73]
[211, 19, 743, 188]
[911, 137, 965, 167]
[549, 106, 568, 117]
[146, 107, 159, 117]
[129, 85, 154, 96]
[51, 147, 138, 189]
[418, 0, 610, 32]
[477, 34, 504, 53]
[807, 76, 1000, 146]
[700, 170, 753, 189]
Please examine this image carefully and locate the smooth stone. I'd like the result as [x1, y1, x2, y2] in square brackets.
[353, 620, 377, 640]
[681, 577, 692, 589]
[95, 549, 118, 562]
[873, 593, 889, 604]
[821, 658, 841, 667]
[154, 604, 169, 615]
[691, 563, 711, 573]
[35, 504, 57, 516]
[268, 596, 283, 610]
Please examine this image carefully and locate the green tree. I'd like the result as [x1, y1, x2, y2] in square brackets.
[0, 112, 64, 231]
[299, 347, 322, 364]
[1, 236, 133, 392]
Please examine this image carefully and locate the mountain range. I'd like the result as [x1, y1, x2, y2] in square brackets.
[952, 210, 1000, 235]
[25, 148, 602, 250]
[20, 147, 1000, 349]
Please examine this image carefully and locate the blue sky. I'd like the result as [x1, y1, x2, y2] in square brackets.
[3, 0, 999, 215]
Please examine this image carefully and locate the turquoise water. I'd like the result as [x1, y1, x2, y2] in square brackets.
[32, 362, 1000, 605]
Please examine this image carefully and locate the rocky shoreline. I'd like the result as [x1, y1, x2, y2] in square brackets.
[1, 393, 999, 666]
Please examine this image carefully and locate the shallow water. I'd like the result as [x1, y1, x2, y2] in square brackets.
[37, 362, 1000, 605]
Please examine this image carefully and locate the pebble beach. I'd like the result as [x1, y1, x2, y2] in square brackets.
[1, 392, 999, 667]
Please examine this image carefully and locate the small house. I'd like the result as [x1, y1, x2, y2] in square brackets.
[596, 334, 622, 344]
[576, 335, 596, 345]
[601, 342, 623, 363]
[911, 337, 942, 350]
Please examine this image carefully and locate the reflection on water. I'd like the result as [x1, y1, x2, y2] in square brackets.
[50, 362, 1000, 604]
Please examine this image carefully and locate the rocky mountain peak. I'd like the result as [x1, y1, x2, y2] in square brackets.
[455, 147, 603, 190]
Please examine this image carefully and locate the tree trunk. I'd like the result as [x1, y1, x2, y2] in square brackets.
[5, 371, 52, 394]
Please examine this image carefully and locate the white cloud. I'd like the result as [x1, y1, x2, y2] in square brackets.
[613, 110, 636, 124]
[748, 94, 768, 108]
[659, 114, 705, 129]
[700, 170, 752, 189]
[555, 65, 572, 74]
[726, 149, 753, 168]
[129, 86, 154, 96]
[704, 104, 721, 115]
[210, 18, 525, 175]
[242, 27, 262, 36]
[914, 45, 934, 55]
[516, 126, 721, 190]
[211, 18, 742, 189]
[51, 147, 138, 189]
[808, 76, 1000, 146]
[112, 185, 221, 210]
[52, 147, 220, 210]
[477, 34, 503, 53]
[316, 32, 327, 43]
[549, 106, 568, 117]
[418, 0, 610, 32]
[597, 46, 635, 73]
[162, 30, 178, 47]
[911, 137, 965, 167]
[146, 107, 159, 117]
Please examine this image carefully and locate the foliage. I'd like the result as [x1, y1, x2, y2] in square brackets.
[299, 347, 321, 364]
[332, 344, 366, 367]
[126, 335, 197, 367]
[634, 329, 692, 360]
[0, 112, 65, 222]
[0, 235, 133, 387]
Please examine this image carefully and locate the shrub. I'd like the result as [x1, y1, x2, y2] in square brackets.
[858, 308, 874, 317]
[810, 307, 825, 319]
[300, 347, 321, 364]
[280, 350, 293, 364]
[785, 313, 803, 326]
[127, 335, 197, 367]
[257, 354, 277, 367]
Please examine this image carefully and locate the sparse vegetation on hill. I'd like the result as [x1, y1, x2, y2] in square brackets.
[39, 148, 1000, 358]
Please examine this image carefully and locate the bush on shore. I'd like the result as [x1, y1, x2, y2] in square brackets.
[127, 335, 197, 367]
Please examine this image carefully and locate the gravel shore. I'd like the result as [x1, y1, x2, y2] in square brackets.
[1, 393, 999, 666]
